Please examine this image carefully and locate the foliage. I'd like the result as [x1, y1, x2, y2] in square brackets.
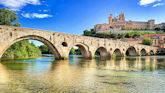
[0, 8, 42, 59]
[39, 45, 52, 54]
[162, 27, 165, 32]
[154, 27, 161, 31]
[113, 53, 117, 58]
[95, 50, 100, 56]
[0, 8, 21, 27]
[83, 29, 156, 39]
[2, 40, 42, 58]
[142, 38, 153, 46]
[69, 48, 81, 55]
[154, 26, 165, 32]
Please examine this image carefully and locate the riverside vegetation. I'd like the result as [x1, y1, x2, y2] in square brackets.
[0, 8, 43, 59]
[83, 29, 156, 39]
[2, 41, 42, 58]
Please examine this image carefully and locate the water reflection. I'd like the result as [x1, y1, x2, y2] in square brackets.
[0, 63, 9, 83]
[1, 56, 165, 92]
[1, 56, 163, 72]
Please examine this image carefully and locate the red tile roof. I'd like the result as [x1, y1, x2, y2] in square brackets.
[140, 34, 165, 38]
[124, 38, 136, 41]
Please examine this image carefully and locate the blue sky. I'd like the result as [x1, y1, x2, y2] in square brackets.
[0, 0, 165, 46]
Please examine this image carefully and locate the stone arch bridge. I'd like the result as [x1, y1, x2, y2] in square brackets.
[0, 25, 158, 59]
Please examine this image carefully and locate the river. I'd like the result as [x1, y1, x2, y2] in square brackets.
[0, 55, 165, 93]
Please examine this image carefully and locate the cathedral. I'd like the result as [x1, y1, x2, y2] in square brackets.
[94, 13, 155, 31]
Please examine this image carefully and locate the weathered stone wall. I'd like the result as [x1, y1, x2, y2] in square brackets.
[0, 25, 158, 59]
[96, 28, 159, 34]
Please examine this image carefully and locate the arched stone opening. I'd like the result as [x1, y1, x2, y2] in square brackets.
[113, 49, 123, 57]
[150, 50, 154, 55]
[62, 42, 68, 47]
[0, 35, 62, 59]
[69, 44, 90, 58]
[95, 47, 109, 58]
[140, 49, 148, 56]
[126, 47, 138, 56]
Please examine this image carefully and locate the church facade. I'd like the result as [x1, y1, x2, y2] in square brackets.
[94, 13, 155, 31]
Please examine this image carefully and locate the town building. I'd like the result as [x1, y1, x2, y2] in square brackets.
[119, 34, 165, 49]
[138, 34, 165, 48]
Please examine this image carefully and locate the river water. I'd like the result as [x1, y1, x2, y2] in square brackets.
[0, 55, 165, 93]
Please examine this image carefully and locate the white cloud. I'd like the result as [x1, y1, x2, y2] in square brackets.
[39, 9, 50, 12]
[153, 3, 165, 7]
[32, 13, 52, 18]
[139, 0, 162, 6]
[0, 0, 41, 11]
[21, 13, 53, 18]
[43, 9, 49, 12]
[22, 13, 31, 18]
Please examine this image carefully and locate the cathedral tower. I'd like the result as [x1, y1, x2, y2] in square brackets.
[109, 14, 112, 26]
[119, 13, 125, 21]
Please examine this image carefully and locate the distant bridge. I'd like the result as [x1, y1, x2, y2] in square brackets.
[0, 25, 158, 59]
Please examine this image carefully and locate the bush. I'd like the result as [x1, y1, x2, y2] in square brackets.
[39, 45, 52, 54]
[83, 29, 156, 39]
[142, 38, 153, 46]
[69, 48, 81, 55]
[2, 40, 42, 58]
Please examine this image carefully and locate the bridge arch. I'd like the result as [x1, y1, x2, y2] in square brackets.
[69, 43, 91, 58]
[95, 47, 110, 58]
[140, 48, 148, 56]
[126, 46, 138, 56]
[0, 35, 62, 59]
[113, 49, 123, 57]
[150, 50, 154, 55]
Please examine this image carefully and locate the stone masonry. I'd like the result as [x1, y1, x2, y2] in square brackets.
[0, 25, 158, 59]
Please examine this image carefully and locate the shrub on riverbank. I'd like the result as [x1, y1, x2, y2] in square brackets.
[39, 45, 52, 54]
[69, 48, 81, 55]
[142, 38, 153, 46]
[2, 40, 41, 58]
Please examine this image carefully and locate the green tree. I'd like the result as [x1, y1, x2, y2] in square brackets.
[2, 40, 41, 58]
[1, 8, 42, 58]
[110, 33, 117, 38]
[69, 48, 81, 55]
[39, 45, 52, 54]
[154, 27, 161, 31]
[0, 8, 21, 27]
[83, 28, 156, 39]
[142, 38, 153, 46]
[162, 26, 165, 32]
[117, 34, 124, 39]
[125, 33, 130, 38]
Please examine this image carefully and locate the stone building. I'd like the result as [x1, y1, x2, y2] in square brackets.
[154, 23, 165, 28]
[94, 13, 155, 32]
